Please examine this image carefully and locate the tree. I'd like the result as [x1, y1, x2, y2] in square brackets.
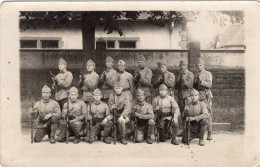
[20, 11, 185, 70]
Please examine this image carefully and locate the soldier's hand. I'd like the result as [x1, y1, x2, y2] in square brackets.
[112, 104, 117, 109]
[155, 106, 160, 111]
[173, 118, 178, 124]
[158, 77, 164, 83]
[134, 73, 141, 80]
[101, 118, 108, 125]
[44, 113, 52, 120]
[29, 108, 34, 114]
[186, 117, 195, 122]
[134, 112, 140, 118]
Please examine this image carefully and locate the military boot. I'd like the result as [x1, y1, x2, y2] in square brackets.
[103, 137, 111, 144]
[206, 132, 212, 140]
[121, 138, 128, 145]
[50, 137, 56, 144]
[199, 139, 205, 146]
[146, 137, 153, 144]
[171, 137, 179, 145]
[74, 136, 80, 144]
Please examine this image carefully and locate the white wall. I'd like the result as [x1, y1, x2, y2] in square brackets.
[20, 22, 183, 49]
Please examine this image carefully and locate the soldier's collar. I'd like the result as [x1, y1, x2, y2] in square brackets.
[118, 70, 124, 74]
[159, 95, 167, 99]
[70, 99, 77, 104]
[192, 101, 198, 105]
[181, 69, 188, 74]
[94, 101, 101, 105]
[199, 69, 206, 74]
[42, 99, 50, 103]
[138, 101, 145, 106]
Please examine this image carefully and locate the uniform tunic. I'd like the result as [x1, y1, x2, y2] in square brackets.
[81, 71, 99, 102]
[108, 93, 131, 118]
[134, 66, 152, 97]
[53, 70, 73, 101]
[117, 71, 134, 101]
[99, 68, 118, 99]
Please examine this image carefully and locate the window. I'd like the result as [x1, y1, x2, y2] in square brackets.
[107, 41, 115, 48]
[20, 40, 37, 48]
[119, 41, 136, 48]
[41, 40, 59, 48]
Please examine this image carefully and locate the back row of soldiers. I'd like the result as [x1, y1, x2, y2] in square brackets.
[30, 55, 213, 146]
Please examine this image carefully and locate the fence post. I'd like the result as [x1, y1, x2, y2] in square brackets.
[95, 38, 107, 73]
[188, 40, 201, 73]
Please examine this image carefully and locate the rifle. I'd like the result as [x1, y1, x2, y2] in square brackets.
[205, 89, 212, 143]
[134, 70, 141, 89]
[88, 102, 92, 144]
[66, 91, 70, 144]
[186, 109, 190, 146]
[112, 108, 117, 145]
[50, 71, 59, 92]
[167, 104, 174, 140]
[30, 99, 35, 144]
[133, 108, 137, 144]
[155, 101, 160, 143]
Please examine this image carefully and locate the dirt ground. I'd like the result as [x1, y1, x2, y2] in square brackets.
[0, 130, 253, 167]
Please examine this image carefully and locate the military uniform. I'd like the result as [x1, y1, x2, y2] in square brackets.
[117, 60, 134, 102]
[57, 87, 87, 143]
[99, 57, 118, 101]
[52, 58, 73, 110]
[31, 85, 61, 143]
[79, 59, 99, 102]
[193, 59, 213, 139]
[152, 84, 180, 144]
[182, 89, 209, 146]
[132, 89, 155, 144]
[133, 55, 153, 103]
[108, 82, 131, 144]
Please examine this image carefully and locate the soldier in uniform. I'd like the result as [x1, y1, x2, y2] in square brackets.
[175, 60, 194, 133]
[86, 88, 113, 144]
[52, 58, 73, 110]
[182, 89, 209, 146]
[133, 55, 153, 103]
[117, 60, 134, 102]
[153, 61, 175, 97]
[108, 81, 131, 145]
[99, 56, 118, 103]
[193, 58, 213, 140]
[153, 84, 180, 145]
[30, 85, 61, 143]
[132, 89, 155, 144]
[57, 86, 87, 144]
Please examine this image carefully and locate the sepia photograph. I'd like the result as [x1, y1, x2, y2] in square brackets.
[0, 1, 259, 167]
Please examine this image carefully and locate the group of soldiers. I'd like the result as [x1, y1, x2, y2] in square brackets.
[30, 55, 213, 146]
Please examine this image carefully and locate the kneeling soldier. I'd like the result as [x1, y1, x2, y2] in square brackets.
[30, 85, 61, 144]
[87, 88, 113, 144]
[153, 84, 180, 145]
[108, 81, 131, 145]
[182, 89, 209, 146]
[57, 86, 87, 144]
[132, 89, 155, 144]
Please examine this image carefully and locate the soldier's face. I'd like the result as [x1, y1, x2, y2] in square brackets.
[42, 91, 51, 100]
[118, 64, 125, 72]
[138, 61, 145, 69]
[69, 93, 78, 102]
[94, 94, 102, 101]
[114, 87, 123, 94]
[191, 94, 199, 102]
[106, 61, 113, 68]
[137, 94, 145, 102]
[160, 65, 167, 73]
[58, 63, 66, 71]
[179, 64, 187, 72]
[197, 64, 204, 72]
[87, 64, 95, 72]
[159, 89, 167, 97]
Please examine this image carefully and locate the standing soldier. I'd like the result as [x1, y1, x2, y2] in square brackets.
[182, 89, 209, 146]
[87, 88, 113, 144]
[153, 62, 175, 97]
[117, 60, 134, 103]
[193, 58, 213, 140]
[29, 85, 61, 144]
[175, 60, 194, 133]
[108, 81, 131, 145]
[133, 55, 153, 103]
[57, 86, 87, 144]
[52, 58, 73, 110]
[99, 56, 118, 103]
[78, 59, 99, 103]
[153, 84, 180, 145]
[132, 89, 155, 144]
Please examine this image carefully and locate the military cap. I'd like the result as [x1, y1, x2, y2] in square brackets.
[118, 60, 126, 65]
[159, 84, 168, 91]
[87, 59, 95, 66]
[137, 55, 146, 62]
[58, 58, 67, 65]
[105, 56, 114, 63]
[136, 88, 145, 95]
[157, 61, 167, 67]
[42, 85, 51, 92]
[190, 88, 199, 96]
[197, 58, 205, 65]
[179, 60, 187, 66]
[114, 81, 123, 88]
[93, 88, 102, 95]
[69, 86, 78, 94]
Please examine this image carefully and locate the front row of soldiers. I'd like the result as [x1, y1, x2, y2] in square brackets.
[30, 82, 209, 146]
